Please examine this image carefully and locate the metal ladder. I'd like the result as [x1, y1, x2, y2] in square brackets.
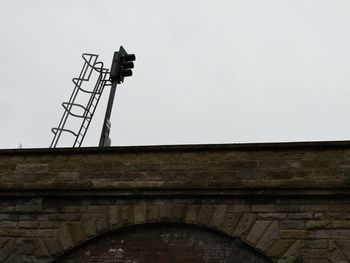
[50, 54, 111, 148]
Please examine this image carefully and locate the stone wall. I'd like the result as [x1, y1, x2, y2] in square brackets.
[0, 142, 350, 262]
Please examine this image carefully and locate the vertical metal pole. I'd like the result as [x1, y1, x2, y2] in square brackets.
[99, 81, 117, 146]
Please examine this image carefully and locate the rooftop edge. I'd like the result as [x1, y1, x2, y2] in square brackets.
[1, 140, 350, 155]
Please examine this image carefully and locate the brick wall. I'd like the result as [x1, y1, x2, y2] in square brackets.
[0, 142, 350, 262]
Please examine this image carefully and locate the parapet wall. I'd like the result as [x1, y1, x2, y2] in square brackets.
[0, 141, 350, 262]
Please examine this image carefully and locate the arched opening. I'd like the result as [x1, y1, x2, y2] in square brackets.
[54, 223, 272, 263]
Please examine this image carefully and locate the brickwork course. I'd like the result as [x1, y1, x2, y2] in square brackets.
[0, 141, 350, 262]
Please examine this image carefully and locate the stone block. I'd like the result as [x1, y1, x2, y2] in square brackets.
[314, 212, 324, 220]
[39, 220, 59, 229]
[220, 209, 242, 235]
[11, 255, 37, 263]
[95, 215, 108, 233]
[24, 229, 57, 238]
[210, 205, 227, 227]
[325, 212, 346, 220]
[328, 241, 349, 262]
[301, 204, 328, 212]
[258, 160, 285, 169]
[228, 204, 250, 212]
[16, 238, 34, 255]
[34, 239, 52, 259]
[48, 213, 80, 221]
[0, 228, 25, 237]
[57, 223, 73, 251]
[146, 205, 159, 222]
[287, 212, 313, 220]
[306, 220, 350, 230]
[267, 239, 295, 257]
[58, 206, 81, 213]
[0, 238, 8, 248]
[159, 204, 173, 221]
[246, 221, 271, 245]
[0, 206, 14, 213]
[280, 220, 305, 230]
[186, 171, 209, 186]
[108, 206, 121, 227]
[50, 163, 78, 173]
[39, 238, 63, 258]
[81, 214, 97, 237]
[15, 198, 43, 213]
[256, 221, 279, 252]
[233, 213, 256, 237]
[277, 240, 301, 263]
[197, 205, 214, 225]
[1, 221, 18, 228]
[316, 230, 350, 239]
[304, 240, 329, 249]
[15, 164, 50, 183]
[334, 241, 350, 260]
[36, 258, 51, 263]
[280, 230, 315, 239]
[302, 259, 329, 263]
[170, 205, 186, 221]
[329, 205, 350, 212]
[57, 172, 80, 181]
[251, 204, 276, 212]
[303, 249, 329, 259]
[120, 205, 134, 225]
[212, 160, 259, 170]
[16, 164, 48, 173]
[185, 205, 200, 223]
[257, 213, 287, 220]
[134, 205, 147, 223]
[0, 239, 16, 262]
[275, 204, 301, 213]
[87, 206, 107, 214]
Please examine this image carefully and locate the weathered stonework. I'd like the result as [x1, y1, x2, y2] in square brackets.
[0, 141, 350, 262]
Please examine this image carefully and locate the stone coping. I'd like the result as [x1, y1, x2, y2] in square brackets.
[2, 140, 350, 155]
[1, 140, 350, 196]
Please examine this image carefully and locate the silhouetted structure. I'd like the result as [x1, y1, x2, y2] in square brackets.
[50, 46, 135, 148]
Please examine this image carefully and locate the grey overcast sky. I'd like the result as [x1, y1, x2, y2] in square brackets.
[1, 0, 350, 149]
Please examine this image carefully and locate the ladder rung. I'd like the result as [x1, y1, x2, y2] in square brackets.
[62, 102, 92, 119]
[51, 128, 78, 137]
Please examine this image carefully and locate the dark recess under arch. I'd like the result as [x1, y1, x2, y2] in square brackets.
[54, 223, 272, 263]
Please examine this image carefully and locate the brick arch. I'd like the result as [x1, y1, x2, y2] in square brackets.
[50, 204, 298, 262]
[54, 222, 273, 263]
